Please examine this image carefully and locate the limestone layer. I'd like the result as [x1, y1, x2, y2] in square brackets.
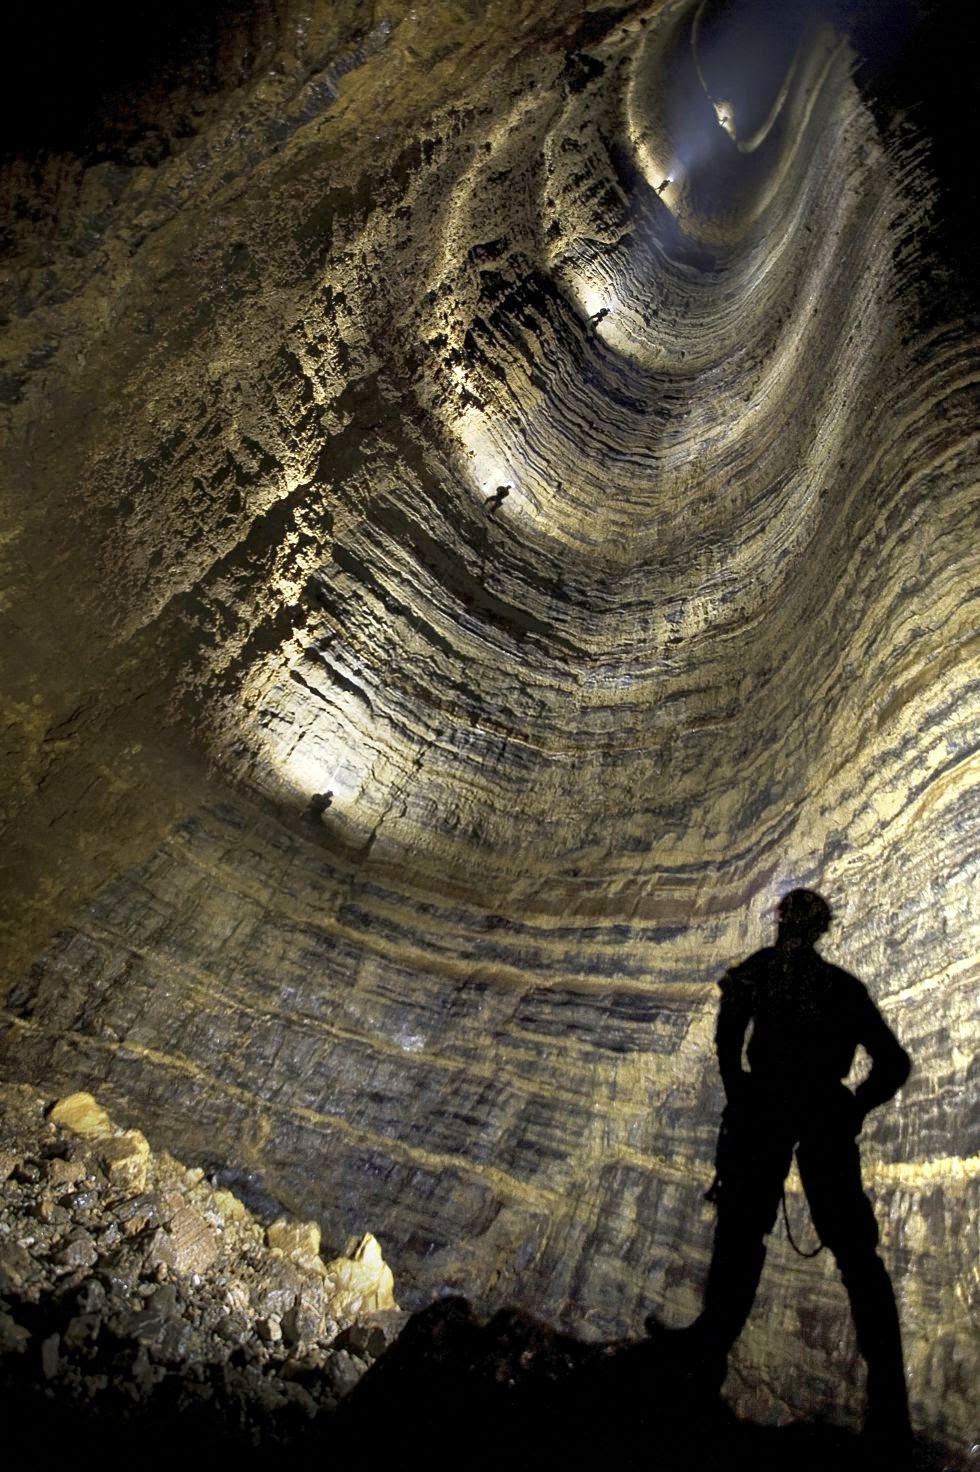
[0, 0, 977, 1454]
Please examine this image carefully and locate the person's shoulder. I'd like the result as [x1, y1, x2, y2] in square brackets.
[818, 956, 871, 1001]
[721, 947, 773, 988]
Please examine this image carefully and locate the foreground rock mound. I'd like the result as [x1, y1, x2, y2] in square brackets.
[341, 1295, 958, 1472]
[0, 1084, 958, 1469]
[0, 1083, 402, 1450]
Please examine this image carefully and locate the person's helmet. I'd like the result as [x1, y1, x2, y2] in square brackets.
[777, 888, 832, 937]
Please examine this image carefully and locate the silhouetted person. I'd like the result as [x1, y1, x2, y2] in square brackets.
[673, 890, 912, 1447]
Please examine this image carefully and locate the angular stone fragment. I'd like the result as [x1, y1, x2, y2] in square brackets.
[0, 1242, 34, 1292]
[48, 1093, 112, 1139]
[211, 1187, 248, 1224]
[281, 1298, 324, 1346]
[266, 1217, 321, 1261]
[164, 1205, 219, 1277]
[144, 1226, 176, 1273]
[0, 1311, 30, 1353]
[76, 1278, 106, 1313]
[223, 1281, 249, 1313]
[33, 1197, 70, 1225]
[131, 1344, 166, 1394]
[97, 1130, 151, 1196]
[324, 1347, 365, 1398]
[133, 1310, 194, 1363]
[114, 1192, 161, 1236]
[63, 1312, 101, 1348]
[340, 1318, 392, 1357]
[215, 1310, 250, 1343]
[54, 1232, 98, 1270]
[67, 1187, 102, 1217]
[282, 1381, 318, 1416]
[250, 1256, 304, 1318]
[147, 1283, 179, 1317]
[44, 1156, 86, 1188]
[99, 1245, 144, 1297]
[323, 1233, 397, 1318]
[40, 1332, 60, 1379]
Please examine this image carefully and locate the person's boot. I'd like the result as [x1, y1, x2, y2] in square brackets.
[864, 1357, 914, 1468]
[643, 1313, 729, 1393]
[840, 1252, 913, 1463]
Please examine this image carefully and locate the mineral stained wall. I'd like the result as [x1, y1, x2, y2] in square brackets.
[1, 0, 977, 1453]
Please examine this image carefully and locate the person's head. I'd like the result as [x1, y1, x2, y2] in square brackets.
[776, 888, 832, 948]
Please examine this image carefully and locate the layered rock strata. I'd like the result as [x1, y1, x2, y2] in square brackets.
[0, 0, 976, 1456]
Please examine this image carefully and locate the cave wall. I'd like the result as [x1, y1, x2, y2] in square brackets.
[1, 0, 977, 1450]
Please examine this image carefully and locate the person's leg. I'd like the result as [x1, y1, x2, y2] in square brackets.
[697, 1103, 794, 1358]
[797, 1118, 911, 1446]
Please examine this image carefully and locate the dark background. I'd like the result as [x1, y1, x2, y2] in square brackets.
[1, 1, 975, 298]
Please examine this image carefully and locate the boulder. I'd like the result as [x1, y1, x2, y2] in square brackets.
[148, 1206, 219, 1278]
[0, 1311, 30, 1354]
[54, 1233, 98, 1270]
[43, 1157, 86, 1188]
[323, 1233, 398, 1318]
[266, 1218, 321, 1261]
[97, 1131, 151, 1196]
[48, 1094, 112, 1139]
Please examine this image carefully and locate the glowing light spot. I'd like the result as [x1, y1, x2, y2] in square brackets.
[455, 403, 529, 516]
[570, 280, 613, 323]
[279, 740, 363, 809]
[631, 131, 681, 209]
[713, 100, 737, 141]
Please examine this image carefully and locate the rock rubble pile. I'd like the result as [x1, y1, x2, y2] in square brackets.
[0, 1083, 404, 1448]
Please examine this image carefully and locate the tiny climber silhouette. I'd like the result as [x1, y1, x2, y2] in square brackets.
[485, 485, 511, 514]
[650, 889, 912, 1447]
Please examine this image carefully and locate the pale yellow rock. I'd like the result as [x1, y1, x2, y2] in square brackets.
[97, 1129, 151, 1195]
[48, 1092, 111, 1139]
[155, 1150, 184, 1178]
[266, 1218, 321, 1260]
[212, 1187, 249, 1224]
[323, 1233, 398, 1317]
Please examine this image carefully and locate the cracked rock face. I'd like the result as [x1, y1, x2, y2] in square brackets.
[0, 0, 976, 1456]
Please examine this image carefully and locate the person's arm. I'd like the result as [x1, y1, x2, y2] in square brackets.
[851, 982, 911, 1121]
[716, 970, 753, 1105]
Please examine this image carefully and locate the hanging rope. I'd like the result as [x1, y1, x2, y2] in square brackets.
[781, 1162, 824, 1258]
